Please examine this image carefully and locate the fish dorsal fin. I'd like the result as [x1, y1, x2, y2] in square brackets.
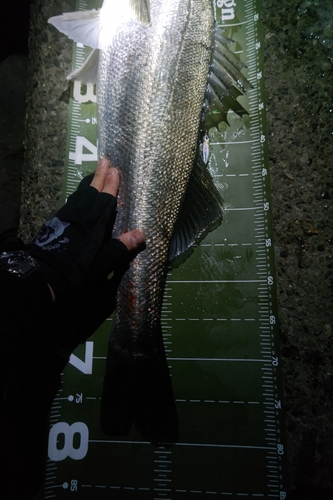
[168, 156, 223, 263]
[203, 26, 252, 129]
[48, 1, 151, 50]
[205, 26, 252, 104]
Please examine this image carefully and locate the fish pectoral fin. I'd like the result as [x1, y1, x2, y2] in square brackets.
[48, 1, 151, 50]
[168, 155, 224, 263]
[48, 9, 103, 49]
[67, 48, 99, 84]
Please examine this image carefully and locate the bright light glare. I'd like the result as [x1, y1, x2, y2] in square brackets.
[99, 0, 134, 48]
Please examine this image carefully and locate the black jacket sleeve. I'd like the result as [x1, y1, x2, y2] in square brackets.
[0, 255, 54, 391]
[0, 241, 56, 500]
[0, 233, 127, 499]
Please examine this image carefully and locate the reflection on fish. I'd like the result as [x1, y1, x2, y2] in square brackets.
[49, 0, 250, 444]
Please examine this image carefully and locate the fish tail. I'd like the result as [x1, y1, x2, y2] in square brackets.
[133, 336, 179, 445]
[101, 324, 179, 445]
[100, 348, 135, 436]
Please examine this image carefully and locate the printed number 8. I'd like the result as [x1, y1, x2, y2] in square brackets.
[48, 422, 89, 461]
[71, 479, 78, 492]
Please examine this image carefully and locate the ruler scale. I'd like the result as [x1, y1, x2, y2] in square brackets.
[40, 0, 288, 498]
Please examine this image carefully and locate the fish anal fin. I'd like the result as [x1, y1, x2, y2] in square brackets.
[168, 155, 223, 264]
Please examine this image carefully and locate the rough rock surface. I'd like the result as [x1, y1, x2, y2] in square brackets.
[19, 0, 75, 240]
[0, 55, 29, 235]
[0, 0, 332, 497]
[262, 1, 333, 495]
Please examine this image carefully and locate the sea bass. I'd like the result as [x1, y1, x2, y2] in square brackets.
[49, 0, 249, 444]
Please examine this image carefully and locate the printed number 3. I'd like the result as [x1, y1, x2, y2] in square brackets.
[48, 422, 89, 461]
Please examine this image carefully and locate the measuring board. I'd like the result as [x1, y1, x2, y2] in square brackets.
[40, 0, 288, 498]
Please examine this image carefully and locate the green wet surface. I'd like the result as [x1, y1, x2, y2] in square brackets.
[41, 1, 288, 499]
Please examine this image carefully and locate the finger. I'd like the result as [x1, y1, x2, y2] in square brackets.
[118, 229, 146, 251]
[90, 158, 111, 192]
[102, 167, 120, 197]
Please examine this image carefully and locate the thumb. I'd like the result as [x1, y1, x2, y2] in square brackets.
[118, 229, 146, 251]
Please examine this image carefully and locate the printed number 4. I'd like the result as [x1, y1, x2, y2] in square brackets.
[69, 136, 97, 165]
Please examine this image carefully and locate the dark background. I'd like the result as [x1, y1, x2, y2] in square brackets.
[0, 3, 31, 62]
[0, 1, 332, 499]
[0, 1, 32, 237]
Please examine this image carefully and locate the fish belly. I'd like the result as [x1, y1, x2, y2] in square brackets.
[99, 0, 215, 443]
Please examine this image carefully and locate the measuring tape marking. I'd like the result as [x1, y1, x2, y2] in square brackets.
[43, 1, 287, 498]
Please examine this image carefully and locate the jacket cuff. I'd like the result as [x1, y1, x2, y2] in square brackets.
[0, 254, 54, 329]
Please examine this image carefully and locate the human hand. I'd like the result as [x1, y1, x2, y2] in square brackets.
[27, 158, 145, 300]
[89, 158, 145, 251]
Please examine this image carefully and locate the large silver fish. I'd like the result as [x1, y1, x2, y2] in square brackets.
[49, 0, 249, 444]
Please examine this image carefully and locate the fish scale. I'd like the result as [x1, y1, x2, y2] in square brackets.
[41, 0, 288, 498]
[96, 3, 215, 442]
